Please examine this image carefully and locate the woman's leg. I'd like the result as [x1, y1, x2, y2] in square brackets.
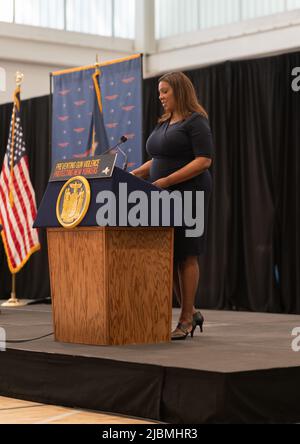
[173, 263, 182, 307]
[178, 256, 200, 324]
[174, 260, 199, 314]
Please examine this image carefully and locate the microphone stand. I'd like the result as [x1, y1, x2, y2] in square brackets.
[117, 145, 128, 171]
[103, 137, 128, 171]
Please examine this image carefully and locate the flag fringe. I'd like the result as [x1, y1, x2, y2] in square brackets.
[1, 230, 40, 274]
[92, 71, 103, 114]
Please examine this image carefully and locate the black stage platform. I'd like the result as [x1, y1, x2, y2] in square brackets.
[0, 305, 300, 424]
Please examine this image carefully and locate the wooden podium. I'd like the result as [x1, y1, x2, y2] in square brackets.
[35, 168, 175, 346]
[47, 226, 173, 346]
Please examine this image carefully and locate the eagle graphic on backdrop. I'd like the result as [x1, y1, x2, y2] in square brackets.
[51, 55, 143, 171]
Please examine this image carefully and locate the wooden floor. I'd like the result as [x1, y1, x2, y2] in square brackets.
[0, 397, 156, 424]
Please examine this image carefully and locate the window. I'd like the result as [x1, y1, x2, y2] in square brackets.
[114, 0, 135, 39]
[155, 0, 300, 39]
[14, 0, 64, 29]
[241, 0, 285, 21]
[0, 0, 14, 23]
[0, 0, 135, 39]
[198, 0, 240, 30]
[66, 0, 112, 36]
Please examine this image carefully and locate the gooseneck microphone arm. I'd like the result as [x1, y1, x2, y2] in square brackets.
[117, 136, 128, 171]
[103, 136, 128, 155]
[103, 136, 128, 171]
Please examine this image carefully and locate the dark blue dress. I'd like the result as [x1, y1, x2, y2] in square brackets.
[146, 112, 213, 261]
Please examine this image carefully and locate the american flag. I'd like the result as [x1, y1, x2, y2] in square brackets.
[0, 87, 40, 273]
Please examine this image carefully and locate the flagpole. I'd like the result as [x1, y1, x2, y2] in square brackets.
[1, 71, 27, 308]
[93, 54, 104, 114]
[1, 274, 26, 307]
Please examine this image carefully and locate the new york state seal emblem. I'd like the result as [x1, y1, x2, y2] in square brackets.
[56, 176, 91, 229]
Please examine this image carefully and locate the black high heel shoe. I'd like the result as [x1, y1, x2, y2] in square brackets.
[193, 311, 204, 333]
[171, 322, 195, 341]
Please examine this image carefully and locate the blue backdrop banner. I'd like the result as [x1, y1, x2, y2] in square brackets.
[51, 55, 143, 171]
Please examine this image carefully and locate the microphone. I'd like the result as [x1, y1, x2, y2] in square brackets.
[103, 136, 128, 171]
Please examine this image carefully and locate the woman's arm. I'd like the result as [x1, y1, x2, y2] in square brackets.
[153, 157, 212, 189]
[131, 160, 153, 179]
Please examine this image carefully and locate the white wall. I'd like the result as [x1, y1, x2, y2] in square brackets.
[0, 22, 136, 104]
[145, 9, 300, 76]
[1, 8, 300, 102]
[0, 61, 61, 104]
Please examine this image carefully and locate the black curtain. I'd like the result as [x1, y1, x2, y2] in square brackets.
[0, 51, 299, 313]
[0, 95, 51, 301]
[144, 52, 300, 314]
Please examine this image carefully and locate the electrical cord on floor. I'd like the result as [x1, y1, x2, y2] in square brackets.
[5, 333, 54, 344]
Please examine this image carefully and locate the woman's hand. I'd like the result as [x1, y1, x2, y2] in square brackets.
[153, 157, 212, 189]
[153, 177, 170, 189]
[130, 160, 153, 179]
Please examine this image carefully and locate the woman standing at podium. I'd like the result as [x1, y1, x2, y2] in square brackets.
[131, 72, 213, 340]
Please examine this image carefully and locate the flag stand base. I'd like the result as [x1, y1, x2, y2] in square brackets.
[1, 286, 27, 308]
[1, 295, 27, 307]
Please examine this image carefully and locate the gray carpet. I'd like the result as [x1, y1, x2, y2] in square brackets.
[0, 305, 300, 373]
